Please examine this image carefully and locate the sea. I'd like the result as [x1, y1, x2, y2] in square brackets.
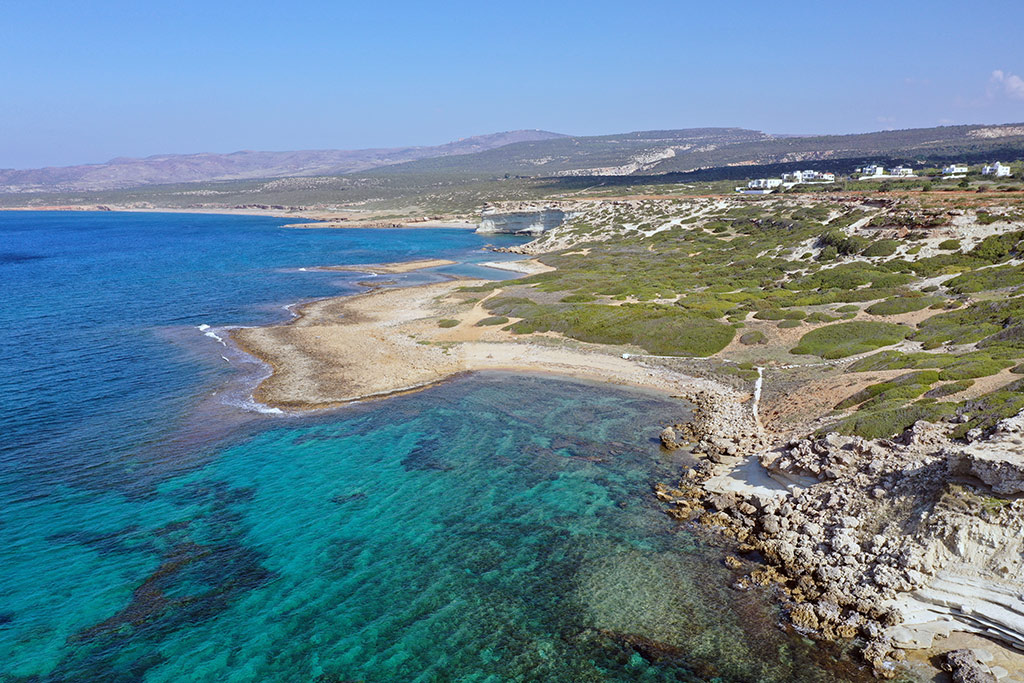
[0, 211, 873, 681]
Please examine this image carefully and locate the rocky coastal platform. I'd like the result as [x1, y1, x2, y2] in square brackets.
[658, 403, 1024, 680]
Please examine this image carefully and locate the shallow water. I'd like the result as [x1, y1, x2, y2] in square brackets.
[0, 212, 873, 681]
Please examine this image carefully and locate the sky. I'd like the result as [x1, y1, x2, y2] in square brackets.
[2, 0, 1023, 168]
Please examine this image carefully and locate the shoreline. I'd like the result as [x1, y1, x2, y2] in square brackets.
[230, 278, 745, 412]
[227, 248, 1024, 680]
[0, 205, 479, 229]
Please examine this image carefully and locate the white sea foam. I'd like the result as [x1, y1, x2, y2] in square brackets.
[197, 324, 227, 346]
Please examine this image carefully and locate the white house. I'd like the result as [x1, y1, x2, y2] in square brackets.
[783, 170, 837, 183]
[889, 166, 915, 177]
[943, 164, 968, 176]
[859, 165, 885, 177]
[982, 162, 1013, 177]
[747, 178, 783, 189]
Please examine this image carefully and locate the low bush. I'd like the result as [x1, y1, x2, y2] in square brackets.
[740, 330, 766, 345]
[476, 316, 510, 326]
[437, 319, 460, 328]
[938, 239, 960, 251]
[791, 321, 911, 359]
[561, 293, 597, 303]
[778, 319, 802, 328]
[862, 240, 900, 257]
[835, 371, 939, 410]
[924, 380, 973, 399]
[865, 296, 942, 316]
[828, 401, 956, 439]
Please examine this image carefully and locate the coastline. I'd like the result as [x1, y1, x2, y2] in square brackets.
[0, 205, 479, 229]
[230, 277, 745, 412]
[229, 251, 1024, 681]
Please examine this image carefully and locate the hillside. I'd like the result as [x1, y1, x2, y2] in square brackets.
[0, 130, 567, 192]
[364, 123, 1024, 178]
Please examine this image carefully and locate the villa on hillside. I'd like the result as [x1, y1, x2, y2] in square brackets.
[781, 170, 836, 183]
[747, 178, 783, 189]
[735, 177, 783, 194]
[855, 164, 916, 179]
[942, 164, 969, 177]
[982, 162, 1013, 177]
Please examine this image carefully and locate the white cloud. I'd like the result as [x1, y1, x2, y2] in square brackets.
[990, 69, 1024, 100]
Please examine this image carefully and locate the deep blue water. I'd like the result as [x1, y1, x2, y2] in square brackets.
[0, 211, 870, 681]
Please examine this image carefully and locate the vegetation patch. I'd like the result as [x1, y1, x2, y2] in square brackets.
[488, 298, 735, 357]
[912, 297, 1024, 349]
[437, 319, 460, 328]
[861, 240, 900, 258]
[835, 371, 939, 410]
[476, 316, 509, 326]
[865, 295, 942, 316]
[740, 330, 766, 345]
[791, 321, 911, 359]
[828, 401, 956, 439]
[924, 380, 973, 399]
[953, 379, 1024, 438]
[561, 293, 597, 303]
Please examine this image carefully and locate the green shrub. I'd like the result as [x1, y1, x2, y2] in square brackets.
[913, 297, 1024, 349]
[791, 321, 911, 359]
[476, 316, 510, 326]
[836, 371, 939, 410]
[847, 349, 957, 372]
[938, 239, 960, 251]
[865, 296, 942, 316]
[740, 330, 766, 345]
[755, 308, 806, 320]
[561, 293, 597, 303]
[828, 401, 956, 439]
[495, 300, 736, 357]
[924, 380, 973, 399]
[778, 319, 802, 328]
[937, 354, 1014, 381]
[437, 319, 460, 328]
[944, 265, 1024, 294]
[953, 379, 1024, 438]
[835, 304, 860, 313]
[862, 240, 900, 257]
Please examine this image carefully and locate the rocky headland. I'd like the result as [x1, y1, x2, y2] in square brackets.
[657, 402, 1024, 679]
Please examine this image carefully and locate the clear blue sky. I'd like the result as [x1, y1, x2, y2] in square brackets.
[2, 0, 1023, 168]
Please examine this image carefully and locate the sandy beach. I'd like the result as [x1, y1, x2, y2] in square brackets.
[231, 278, 738, 411]
[316, 258, 456, 274]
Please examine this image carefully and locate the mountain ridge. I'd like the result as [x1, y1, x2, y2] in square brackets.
[0, 130, 568, 192]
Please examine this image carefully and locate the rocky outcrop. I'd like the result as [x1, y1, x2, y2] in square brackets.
[656, 413, 1024, 678]
[476, 206, 575, 235]
[943, 649, 997, 683]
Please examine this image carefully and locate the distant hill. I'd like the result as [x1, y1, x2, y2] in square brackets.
[363, 123, 1024, 178]
[0, 130, 568, 192]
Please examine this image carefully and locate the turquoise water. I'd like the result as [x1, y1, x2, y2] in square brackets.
[0, 212, 869, 681]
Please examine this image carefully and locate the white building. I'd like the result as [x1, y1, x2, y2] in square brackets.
[747, 178, 783, 189]
[982, 162, 1013, 177]
[889, 166, 915, 177]
[782, 170, 836, 183]
[943, 164, 969, 176]
[859, 165, 885, 177]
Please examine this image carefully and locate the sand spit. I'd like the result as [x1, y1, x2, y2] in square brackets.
[316, 258, 456, 274]
[231, 279, 739, 412]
